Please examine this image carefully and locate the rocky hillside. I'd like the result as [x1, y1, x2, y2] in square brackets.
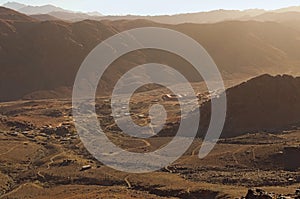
[199, 74, 300, 138]
[1, 7, 300, 101]
[0, 6, 35, 21]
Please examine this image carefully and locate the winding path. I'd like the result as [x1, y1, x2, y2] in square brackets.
[47, 152, 64, 169]
[0, 145, 19, 157]
[124, 176, 132, 188]
[37, 152, 64, 180]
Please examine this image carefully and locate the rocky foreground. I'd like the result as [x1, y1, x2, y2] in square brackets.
[242, 188, 300, 199]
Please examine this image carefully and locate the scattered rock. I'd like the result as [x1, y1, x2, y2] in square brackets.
[245, 189, 272, 199]
[6, 120, 34, 131]
[44, 109, 63, 118]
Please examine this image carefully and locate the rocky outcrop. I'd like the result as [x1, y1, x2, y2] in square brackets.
[243, 188, 300, 199]
[199, 74, 300, 138]
[245, 189, 272, 199]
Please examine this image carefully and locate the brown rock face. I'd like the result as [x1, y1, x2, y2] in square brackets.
[199, 74, 300, 138]
[282, 146, 300, 171]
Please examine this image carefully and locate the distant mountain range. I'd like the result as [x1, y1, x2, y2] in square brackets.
[0, 6, 300, 101]
[2, 1, 102, 21]
[3, 1, 24, 10]
[0, 4, 300, 144]
[3, 2, 67, 14]
[2, 1, 300, 24]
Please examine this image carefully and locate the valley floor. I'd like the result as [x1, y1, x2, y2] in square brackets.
[0, 98, 299, 199]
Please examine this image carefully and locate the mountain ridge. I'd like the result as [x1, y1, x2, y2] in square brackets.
[2, 1, 300, 23]
[2, 1, 102, 19]
[0, 7, 300, 101]
[198, 74, 300, 138]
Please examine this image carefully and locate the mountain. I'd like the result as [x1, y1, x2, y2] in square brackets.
[199, 74, 300, 138]
[91, 9, 265, 24]
[2, 2, 102, 21]
[2, 2, 26, 10]
[18, 4, 66, 15]
[0, 7, 300, 101]
[275, 6, 300, 13]
[146, 9, 266, 24]
[3, 2, 67, 15]
[48, 11, 99, 21]
[246, 11, 300, 23]
[2, 2, 300, 24]
[86, 11, 102, 16]
[62, 8, 300, 24]
[30, 14, 60, 21]
[0, 6, 35, 21]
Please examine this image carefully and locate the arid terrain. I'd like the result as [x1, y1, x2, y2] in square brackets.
[0, 75, 299, 199]
[1, 3, 300, 199]
[1, 7, 300, 101]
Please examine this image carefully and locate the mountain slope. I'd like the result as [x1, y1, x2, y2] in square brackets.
[0, 6, 35, 21]
[275, 6, 300, 13]
[3, 2, 67, 15]
[18, 4, 66, 15]
[2, 2, 26, 10]
[250, 11, 300, 22]
[48, 11, 98, 21]
[30, 14, 60, 21]
[199, 74, 300, 138]
[2, 2, 102, 21]
[0, 7, 300, 101]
